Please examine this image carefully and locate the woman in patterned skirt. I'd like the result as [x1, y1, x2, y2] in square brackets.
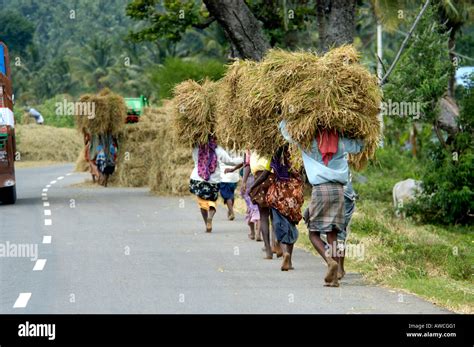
[189, 136, 243, 233]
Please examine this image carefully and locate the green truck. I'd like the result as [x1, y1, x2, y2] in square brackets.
[124, 95, 149, 123]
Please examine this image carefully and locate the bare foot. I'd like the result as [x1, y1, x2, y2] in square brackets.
[281, 253, 291, 271]
[206, 218, 212, 233]
[337, 270, 346, 280]
[228, 212, 235, 221]
[274, 242, 283, 258]
[324, 259, 338, 283]
[324, 280, 340, 287]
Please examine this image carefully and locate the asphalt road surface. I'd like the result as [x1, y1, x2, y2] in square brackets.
[0, 164, 450, 313]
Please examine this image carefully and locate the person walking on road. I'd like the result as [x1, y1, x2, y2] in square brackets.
[219, 150, 242, 221]
[189, 136, 243, 233]
[249, 152, 282, 259]
[225, 150, 261, 241]
[280, 120, 363, 287]
[266, 145, 304, 271]
[337, 173, 357, 280]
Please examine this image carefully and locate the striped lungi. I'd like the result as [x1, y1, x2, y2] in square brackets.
[304, 182, 344, 234]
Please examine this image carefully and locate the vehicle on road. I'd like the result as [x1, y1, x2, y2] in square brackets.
[0, 42, 17, 204]
[125, 95, 149, 123]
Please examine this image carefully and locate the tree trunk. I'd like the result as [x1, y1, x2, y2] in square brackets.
[447, 31, 456, 97]
[316, 0, 357, 52]
[203, 0, 271, 61]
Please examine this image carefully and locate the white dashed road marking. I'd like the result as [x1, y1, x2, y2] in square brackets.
[50, 180, 57, 184]
[33, 259, 47, 271]
[42, 197, 48, 201]
[57, 176, 64, 180]
[43, 236, 52, 244]
[44, 210, 51, 216]
[42, 193, 47, 197]
[44, 219, 52, 226]
[42, 188, 48, 192]
[43, 202, 50, 207]
[13, 293, 32, 308]
[66, 173, 72, 176]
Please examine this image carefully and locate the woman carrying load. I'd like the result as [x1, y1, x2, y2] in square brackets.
[224, 150, 261, 241]
[190, 136, 243, 233]
[249, 152, 282, 259]
[279, 120, 363, 287]
[266, 145, 304, 271]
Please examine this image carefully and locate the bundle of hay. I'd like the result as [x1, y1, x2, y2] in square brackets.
[104, 102, 193, 194]
[75, 88, 126, 136]
[149, 101, 194, 194]
[216, 45, 381, 169]
[172, 79, 218, 147]
[215, 60, 285, 157]
[74, 145, 89, 172]
[280, 45, 382, 169]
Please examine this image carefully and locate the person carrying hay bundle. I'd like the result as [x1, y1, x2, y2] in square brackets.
[76, 89, 126, 187]
[218, 149, 243, 221]
[280, 120, 364, 287]
[224, 150, 261, 241]
[266, 145, 304, 271]
[189, 136, 243, 233]
[249, 152, 282, 259]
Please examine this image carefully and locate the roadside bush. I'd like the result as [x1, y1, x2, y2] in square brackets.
[353, 146, 421, 202]
[150, 57, 226, 100]
[407, 77, 474, 225]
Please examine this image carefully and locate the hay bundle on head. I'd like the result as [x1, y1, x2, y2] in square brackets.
[75, 88, 126, 136]
[280, 45, 382, 170]
[172, 79, 218, 147]
[216, 59, 285, 158]
[259, 49, 320, 94]
[215, 60, 254, 151]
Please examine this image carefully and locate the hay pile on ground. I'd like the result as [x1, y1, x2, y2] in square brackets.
[74, 145, 89, 172]
[172, 79, 218, 147]
[215, 45, 382, 169]
[75, 88, 126, 136]
[15, 124, 82, 162]
[102, 102, 193, 194]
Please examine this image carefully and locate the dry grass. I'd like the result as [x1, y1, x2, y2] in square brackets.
[102, 102, 193, 194]
[15, 124, 82, 162]
[214, 45, 382, 168]
[75, 88, 126, 136]
[172, 79, 218, 147]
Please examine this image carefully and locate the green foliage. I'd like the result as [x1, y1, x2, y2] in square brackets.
[126, 0, 318, 50]
[407, 76, 474, 225]
[384, 3, 453, 124]
[126, 0, 208, 43]
[0, 10, 34, 53]
[353, 146, 421, 202]
[150, 57, 225, 100]
[36, 95, 77, 128]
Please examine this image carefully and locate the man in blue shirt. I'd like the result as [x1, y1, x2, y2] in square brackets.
[280, 120, 363, 287]
[26, 108, 44, 125]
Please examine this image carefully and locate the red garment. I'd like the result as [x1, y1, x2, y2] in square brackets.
[316, 129, 339, 166]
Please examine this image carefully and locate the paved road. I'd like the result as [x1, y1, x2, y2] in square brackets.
[0, 164, 450, 313]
